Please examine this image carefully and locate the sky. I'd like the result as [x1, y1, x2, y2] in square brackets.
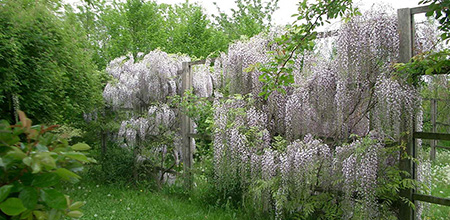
[66, 0, 426, 25]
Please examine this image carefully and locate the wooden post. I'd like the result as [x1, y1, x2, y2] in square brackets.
[430, 99, 437, 160]
[181, 62, 193, 189]
[398, 8, 415, 220]
[398, 8, 414, 63]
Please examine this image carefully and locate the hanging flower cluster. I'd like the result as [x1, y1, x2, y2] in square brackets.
[212, 97, 389, 217]
[103, 50, 189, 109]
[210, 6, 433, 219]
[99, 4, 439, 217]
[118, 104, 177, 147]
[213, 96, 271, 194]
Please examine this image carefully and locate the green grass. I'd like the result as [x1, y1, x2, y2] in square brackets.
[63, 182, 241, 220]
[421, 149, 450, 220]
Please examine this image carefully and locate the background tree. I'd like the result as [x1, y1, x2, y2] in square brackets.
[212, 0, 279, 41]
[0, 0, 103, 125]
[76, 0, 229, 70]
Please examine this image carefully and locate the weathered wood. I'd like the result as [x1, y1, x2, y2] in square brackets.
[398, 7, 415, 220]
[410, 5, 431, 15]
[430, 99, 437, 160]
[413, 193, 450, 206]
[437, 122, 450, 127]
[436, 145, 450, 150]
[181, 62, 193, 189]
[398, 8, 414, 63]
[414, 132, 450, 141]
[188, 58, 217, 66]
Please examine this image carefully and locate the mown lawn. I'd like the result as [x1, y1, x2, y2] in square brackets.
[64, 182, 241, 220]
[422, 149, 450, 220]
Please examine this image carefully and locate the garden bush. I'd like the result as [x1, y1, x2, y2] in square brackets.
[0, 112, 95, 219]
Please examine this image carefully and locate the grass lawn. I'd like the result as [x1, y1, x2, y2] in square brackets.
[64, 182, 241, 220]
[421, 149, 450, 220]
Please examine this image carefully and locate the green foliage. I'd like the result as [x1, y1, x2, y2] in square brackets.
[86, 143, 134, 184]
[394, 1, 450, 85]
[212, 0, 279, 41]
[421, 0, 450, 42]
[160, 2, 229, 59]
[258, 0, 359, 98]
[64, 181, 242, 220]
[0, 0, 104, 125]
[394, 49, 450, 85]
[0, 112, 95, 219]
[172, 90, 214, 161]
[76, 0, 229, 69]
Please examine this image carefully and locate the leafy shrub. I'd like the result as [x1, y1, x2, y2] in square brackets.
[86, 143, 134, 184]
[0, 112, 95, 219]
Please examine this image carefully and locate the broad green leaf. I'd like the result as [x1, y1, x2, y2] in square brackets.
[71, 143, 91, 151]
[60, 152, 89, 162]
[20, 209, 32, 219]
[0, 185, 13, 203]
[54, 168, 80, 183]
[425, 67, 434, 75]
[33, 211, 46, 220]
[19, 187, 38, 210]
[41, 189, 67, 210]
[30, 158, 41, 174]
[35, 144, 48, 152]
[6, 147, 27, 160]
[35, 152, 56, 169]
[22, 157, 32, 166]
[48, 208, 62, 220]
[32, 173, 61, 187]
[0, 198, 26, 216]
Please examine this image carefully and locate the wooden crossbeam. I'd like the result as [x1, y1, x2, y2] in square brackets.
[413, 193, 450, 206]
[414, 132, 450, 141]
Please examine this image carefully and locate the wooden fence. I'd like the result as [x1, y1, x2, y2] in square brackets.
[178, 4, 450, 218]
[397, 5, 450, 220]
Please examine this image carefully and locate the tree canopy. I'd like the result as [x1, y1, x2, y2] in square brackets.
[0, 0, 104, 125]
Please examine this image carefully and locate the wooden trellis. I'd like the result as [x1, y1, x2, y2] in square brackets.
[179, 4, 450, 218]
[397, 5, 450, 220]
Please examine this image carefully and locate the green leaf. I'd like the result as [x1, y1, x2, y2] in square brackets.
[33, 211, 46, 220]
[41, 189, 67, 210]
[48, 208, 62, 220]
[66, 210, 83, 218]
[35, 144, 48, 152]
[22, 157, 32, 166]
[54, 168, 80, 183]
[35, 152, 56, 169]
[32, 173, 61, 187]
[0, 198, 26, 216]
[60, 152, 89, 162]
[71, 143, 91, 151]
[425, 67, 434, 75]
[69, 201, 85, 210]
[20, 210, 32, 219]
[19, 187, 38, 210]
[0, 185, 13, 203]
[30, 158, 41, 174]
[6, 147, 27, 160]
